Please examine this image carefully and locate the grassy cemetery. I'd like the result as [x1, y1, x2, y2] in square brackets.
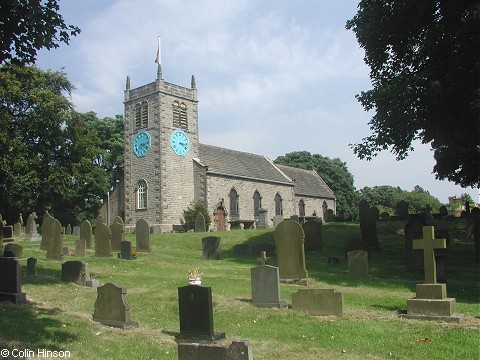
[0, 217, 478, 360]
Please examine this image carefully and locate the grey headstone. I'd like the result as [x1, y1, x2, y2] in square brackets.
[274, 220, 308, 280]
[292, 288, 343, 316]
[95, 222, 112, 257]
[0, 257, 27, 304]
[257, 208, 269, 229]
[4, 243, 23, 259]
[93, 283, 138, 329]
[251, 265, 287, 308]
[65, 224, 72, 235]
[135, 218, 150, 252]
[120, 241, 134, 260]
[72, 226, 80, 236]
[46, 218, 63, 261]
[26, 213, 39, 240]
[41, 211, 55, 251]
[202, 236, 221, 260]
[302, 218, 322, 252]
[13, 222, 21, 237]
[110, 216, 124, 252]
[195, 213, 206, 233]
[348, 250, 368, 278]
[80, 220, 93, 249]
[62, 261, 90, 286]
[272, 215, 283, 229]
[74, 239, 86, 257]
[27, 257, 37, 276]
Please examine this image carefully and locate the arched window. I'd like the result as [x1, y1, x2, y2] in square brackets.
[137, 179, 147, 209]
[253, 191, 262, 218]
[275, 193, 283, 216]
[141, 101, 148, 128]
[229, 188, 239, 220]
[134, 103, 141, 130]
[299, 199, 305, 217]
[179, 102, 188, 129]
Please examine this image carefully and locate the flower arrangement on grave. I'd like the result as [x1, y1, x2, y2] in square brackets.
[131, 250, 137, 258]
[188, 269, 203, 285]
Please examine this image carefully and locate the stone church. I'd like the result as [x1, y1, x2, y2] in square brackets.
[102, 65, 336, 232]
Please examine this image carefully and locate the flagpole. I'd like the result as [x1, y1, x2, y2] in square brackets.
[155, 36, 161, 64]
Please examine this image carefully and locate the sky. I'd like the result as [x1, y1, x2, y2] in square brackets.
[35, 0, 478, 205]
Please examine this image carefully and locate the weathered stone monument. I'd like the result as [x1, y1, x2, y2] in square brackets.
[135, 218, 150, 252]
[292, 288, 343, 316]
[202, 236, 221, 260]
[195, 213, 206, 232]
[4, 243, 23, 259]
[62, 261, 90, 286]
[25, 213, 39, 240]
[119, 241, 135, 260]
[46, 219, 63, 261]
[302, 218, 322, 252]
[65, 224, 72, 236]
[274, 220, 308, 281]
[177, 284, 225, 341]
[80, 219, 93, 249]
[41, 211, 55, 251]
[27, 257, 37, 276]
[360, 216, 380, 249]
[257, 208, 269, 229]
[110, 216, 124, 252]
[0, 257, 27, 304]
[400, 226, 464, 323]
[93, 283, 138, 329]
[74, 239, 86, 257]
[250, 253, 287, 308]
[272, 215, 283, 229]
[358, 199, 371, 220]
[177, 340, 253, 360]
[348, 250, 368, 278]
[95, 222, 112, 257]
[396, 200, 409, 220]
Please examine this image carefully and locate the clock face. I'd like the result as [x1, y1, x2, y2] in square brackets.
[133, 130, 151, 157]
[170, 130, 190, 156]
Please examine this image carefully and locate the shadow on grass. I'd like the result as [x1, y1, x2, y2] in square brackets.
[21, 266, 62, 286]
[0, 301, 77, 353]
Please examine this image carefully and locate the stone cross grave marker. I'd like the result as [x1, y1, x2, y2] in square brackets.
[274, 220, 308, 280]
[95, 222, 112, 257]
[195, 213, 206, 232]
[178, 285, 225, 341]
[80, 220, 93, 249]
[413, 226, 446, 284]
[93, 283, 138, 329]
[136, 218, 151, 252]
[0, 257, 27, 304]
[257, 251, 270, 265]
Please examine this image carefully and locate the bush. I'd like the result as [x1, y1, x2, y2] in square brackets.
[182, 201, 212, 230]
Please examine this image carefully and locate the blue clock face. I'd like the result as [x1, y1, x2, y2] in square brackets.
[133, 130, 151, 157]
[170, 130, 190, 156]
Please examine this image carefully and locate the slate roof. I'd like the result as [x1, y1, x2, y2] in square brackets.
[198, 144, 292, 185]
[275, 164, 336, 199]
[198, 144, 336, 200]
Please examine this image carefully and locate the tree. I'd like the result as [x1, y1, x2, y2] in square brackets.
[0, 0, 80, 65]
[346, 1, 480, 188]
[274, 151, 357, 220]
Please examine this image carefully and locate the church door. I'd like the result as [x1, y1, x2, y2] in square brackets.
[216, 207, 226, 231]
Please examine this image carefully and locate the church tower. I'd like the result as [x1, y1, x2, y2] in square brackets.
[123, 65, 199, 231]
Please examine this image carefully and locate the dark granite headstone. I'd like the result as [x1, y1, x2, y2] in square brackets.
[302, 218, 322, 252]
[119, 241, 134, 260]
[435, 255, 446, 283]
[0, 257, 26, 303]
[177, 340, 253, 360]
[396, 200, 409, 220]
[202, 236, 221, 260]
[178, 285, 225, 341]
[358, 200, 371, 220]
[360, 216, 380, 249]
[27, 257, 37, 276]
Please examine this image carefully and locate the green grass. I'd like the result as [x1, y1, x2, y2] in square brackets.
[1, 220, 479, 359]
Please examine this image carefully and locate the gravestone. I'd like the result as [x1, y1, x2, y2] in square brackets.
[27, 257, 37, 276]
[396, 200, 410, 220]
[290, 215, 299, 223]
[119, 241, 134, 260]
[274, 220, 308, 281]
[360, 216, 380, 249]
[72, 226, 80, 236]
[178, 285, 225, 341]
[95, 222, 112, 257]
[439, 206, 448, 218]
[370, 206, 380, 221]
[272, 215, 283, 229]
[202, 236, 221, 260]
[0, 257, 27, 303]
[41, 211, 55, 251]
[345, 238, 369, 260]
[422, 204, 433, 220]
[251, 264, 287, 308]
[2, 225, 14, 242]
[46, 219, 63, 261]
[401, 226, 464, 323]
[4, 243, 23, 259]
[257, 208, 269, 229]
[178, 340, 253, 360]
[404, 217, 427, 267]
[195, 213, 206, 232]
[467, 208, 480, 262]
[110, 216, 124, 252]
[358, 199, 371, 220]
[75, 239, 86, 257]
[302, 218, 322, 252]
[136, 218, 151, 252]
[93, 283, 138, 329]
[25, 213, 39, 240]
[292, 288, 343, 316]
[348, 250, 368, 278]
[325, 209, 335, 222]
[62, 261, 90, 286]
[13, 222, 21, 237]
[65, 224, 72, 236]
[80, 220, 93, 249]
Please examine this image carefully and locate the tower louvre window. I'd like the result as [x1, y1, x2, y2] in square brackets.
[173, 101, 188, 129]
[141, 101, 149, 128]
[134, 103, 141, 129]
[179, 102, 188, 129]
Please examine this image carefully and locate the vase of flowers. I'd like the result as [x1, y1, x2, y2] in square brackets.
[188, 269, 203, 285]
